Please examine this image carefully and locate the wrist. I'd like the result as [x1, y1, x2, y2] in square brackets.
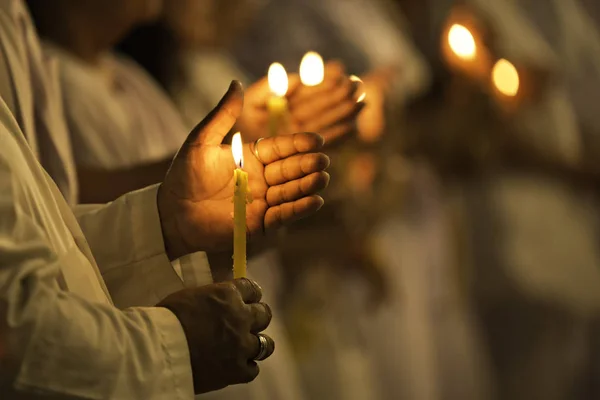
[157, 186, 192, 261]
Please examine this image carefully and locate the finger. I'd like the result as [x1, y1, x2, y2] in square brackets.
[266, 172, 330, 206]
[185, 80, 243, 147]
[248, 302, 272, 333]
[304, 101, 364, 134]
[288, 61, 347, 106]
[232, 278, 263, 304]
[291, 78, 355, 123]
[264, 195, 325, 230]
[264, 153, 330, 186]
[253, 333, 275, 361]
[238, 360, 260, 384]
[285, 73, 302, 98]
[253, 132, 324, 164]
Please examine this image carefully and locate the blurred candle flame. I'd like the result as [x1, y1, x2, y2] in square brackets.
[448, 24, 476, 60]
[349, 75, 366, 102]
[492, 59, 519, 97]
[300, 51, 325, 86]
[232, 132, 244, 168]
[268, 63, 288, 97]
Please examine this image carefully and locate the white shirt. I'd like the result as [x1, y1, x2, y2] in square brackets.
[0, 1, 212, 397]
[46, 45, 189, 170]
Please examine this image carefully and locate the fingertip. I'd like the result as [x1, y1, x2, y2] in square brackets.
[321, 171, 331, 187]
[229, 79, 244, 95]
[322, 154, 331, 169]
[307, 132, 325, 148]
[309, 194, 325, 211]
[243, 361, 260, 383]
[294, 131, 325, 151]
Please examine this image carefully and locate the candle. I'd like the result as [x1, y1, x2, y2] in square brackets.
[231, 132, 248, 278]
[267, 62, 289, 137]
[492, 59, 519, 97]
[299, 51, 325, 86]
[448, 24, 476, 61]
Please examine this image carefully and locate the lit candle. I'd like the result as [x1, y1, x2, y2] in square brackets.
[448, 24, 476, 60]
[300, 51, 325, 86]
[267, 62, 289, 137]
[492, 59, 520, 97]
[231, 132, 248, 279]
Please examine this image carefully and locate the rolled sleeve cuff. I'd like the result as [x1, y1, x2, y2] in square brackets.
[146, 307, 195, 399]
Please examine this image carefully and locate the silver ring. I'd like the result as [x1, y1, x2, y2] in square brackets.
[252, 137, 266, 165]
[254, 334, 269, 361]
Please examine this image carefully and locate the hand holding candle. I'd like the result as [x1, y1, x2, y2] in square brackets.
[288, 54, 366, 143]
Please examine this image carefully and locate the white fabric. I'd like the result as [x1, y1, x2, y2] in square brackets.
[0, 0, 213, 397]
[46, 44, 188, 170]
[42, 35, 212, 292]
[174, 50, 250, 130]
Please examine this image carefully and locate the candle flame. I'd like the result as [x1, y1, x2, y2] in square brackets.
[232, 132, 244, 168]
[268, 63, 288, 97]
[492, 59, 519, 97]
[300, 51, 325, 86]
[349, 75, 366, 103]
[448, 24, 476, 60]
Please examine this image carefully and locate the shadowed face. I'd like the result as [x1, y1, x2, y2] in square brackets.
[64, 0, 164, 29]
[162, 0, 264, 48]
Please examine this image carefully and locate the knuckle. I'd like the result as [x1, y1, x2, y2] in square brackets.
[262, 302, 273, 325]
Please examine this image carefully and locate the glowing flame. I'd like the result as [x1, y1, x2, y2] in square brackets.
[350, 75, 366, 103]
[448, 24, 476, 60]
[492, 59, 519, 97]
[300, 51, 325, 86]
[268, 63, 288, 97]
[232, 132, 244, 168]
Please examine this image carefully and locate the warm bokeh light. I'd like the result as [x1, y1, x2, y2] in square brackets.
[268, 63, 288, 97]
[300, 51, 325, 86]
[350, 75, 366, 103]
[448, 24, 476, 60]
[492, 59, 520, 97]
[232, 132, 244, 168]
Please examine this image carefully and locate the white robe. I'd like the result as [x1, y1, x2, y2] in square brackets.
[46, 45, 188, 171]
[0, 0, 212, 398]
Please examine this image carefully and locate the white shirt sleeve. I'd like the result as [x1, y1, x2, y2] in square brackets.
[73, 184, 214, 309]
[0, 159, 194, 399]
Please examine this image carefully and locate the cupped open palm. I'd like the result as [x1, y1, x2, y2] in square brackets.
[158, 81, 330, 260]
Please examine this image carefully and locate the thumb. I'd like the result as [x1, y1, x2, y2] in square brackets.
[185, 80, 244, 146]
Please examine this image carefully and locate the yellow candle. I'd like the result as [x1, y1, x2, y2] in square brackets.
[231, 132, 248, 278]
[299, 51, 325, 87]
[267, 62, 289, 137]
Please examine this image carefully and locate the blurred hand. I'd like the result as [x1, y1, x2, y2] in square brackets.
[357, 65, 399, 142]
[158, 81, 330, 260]
[288, 61, 365, 143]
[158, 278, 274, 394]
[235, 73, 302, 141]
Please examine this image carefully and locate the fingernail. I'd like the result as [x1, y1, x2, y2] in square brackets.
[228, 80, 243, 94]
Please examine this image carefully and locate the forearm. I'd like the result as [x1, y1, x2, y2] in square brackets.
[0, 218, 194, 399]
[0, 284, 193, 399]
[77, 157, 173, 204]
[75, 185, 213, 308]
